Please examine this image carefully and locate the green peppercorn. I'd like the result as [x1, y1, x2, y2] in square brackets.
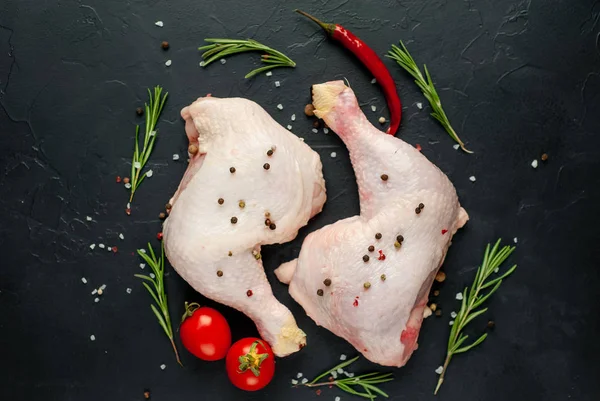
[239, 200, 245, 208]
[364, 282, 371, 289]
[394, 241, 401, 249]
[380, 274, 386, 281]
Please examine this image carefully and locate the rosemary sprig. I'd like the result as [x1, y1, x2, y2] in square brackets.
[129, 86, 168, 205]
[301, 356, 393, 399]
[434, 239, 517, 394]
[134, 242, 182, 367]
[387, 42, 473, 153]
[198, 38, 296, 78]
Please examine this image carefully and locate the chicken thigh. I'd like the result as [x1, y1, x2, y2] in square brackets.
[276, 81, 468, 366]
[163, 95, 326, 357]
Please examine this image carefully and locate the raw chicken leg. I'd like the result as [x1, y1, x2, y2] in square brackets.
[276, 81, 468, 366]
[163, 95, 326, 356]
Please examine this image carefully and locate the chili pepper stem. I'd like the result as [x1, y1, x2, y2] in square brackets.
[294, 9, 336, 36]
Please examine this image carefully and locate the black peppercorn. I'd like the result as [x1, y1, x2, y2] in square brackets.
[267, 149, 274, 156]
[159, 212, 166, 220]
[269, 223, 276, 230]
[317, 289, 324, 296]
[231, 217, 238, 224]
[418, 203, 424, 209]
[380, 174, 389, 181]
[161, 41, 169, 50]
[136, 107, 144, 116]
[363, 255, 369, 262]
[230, 167, 236, 173]
[368, 245, 375, 252]
[263, 163, 270, 170]
[265, 219, 271, 226]
[415, 207, 421, 214]
[218, 198, 224, 205]
[216, 270, 223, 277]
[323, 278, 332, 286]
[396, 235, 404, 243]
[375, 233, 382, 240]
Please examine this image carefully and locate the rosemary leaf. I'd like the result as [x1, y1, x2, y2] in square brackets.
[128, 86, 167, 209]
[199, 38, 296, 78]
[387, 42, 473, 153]
[302, 356, 392, 399]
[135, 242, 182, 366]
[434, 239, 517, 394]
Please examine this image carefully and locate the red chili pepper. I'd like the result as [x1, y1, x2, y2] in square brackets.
[441, 229, 448, 235]
[378, 250, 386, 260]
[295, 10, 402, 136]
[157, 232, 163, 240]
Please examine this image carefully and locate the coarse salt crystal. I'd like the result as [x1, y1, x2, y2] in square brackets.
[126, 288, 132, 294]
[469, 176, 476, 182]
[378, 116, 386, 124]
[347, 372, 354, 378]
[98, 244, 105, 249]
[435, 366, 443, 374]
[199, 61, 205, 67]
[297, 372, 303, 378]
[416, 102, 423, 109]
[494, 267, 499, 273]
[311, 128, 318, 134]
[91, 289, 97, 295]
[124, 183, 132, 189]
[330, 152, 337, 158]
[127, 202, 131, 209]
[150, 273, 156, 279]
[337, 368, 344, 374]
[449, 320, 454, 326]
[323, 128, 329, 134]
[133, 162, 141, 169]
[146, 170, 153, 177]
[86, 216, 92, 221]
[371, 78, 377, 84]
[265, 71, 273, 77]
[298, 137, 304, 141]
[165, 60, 172, 67]
[291, 114, 296, 121]
[331, 371, 338, 379]
[172, 154, 180, 161]
[335, 397, 341, 401]
[160, 364, 166, 370]
[453, 144, 460, 150]
[531, 159, 538, 168]
[514, 237, 518, 243]
[107, 247, 112, 252]
[451, 311, 457, 318]
[90, 334, 96, 341]
[139, 249, 146, 254]
[275, 81, 280, 87]
[277, 104, 283, 110]
[220, 58, 226, 64]
[155, 21, 164, 27]
[90, 244, 96, 250]
[291, 379, 298, 385]
[149, 131, 157, 137]
[97, 288, 103, 295]
[119, 233, 124, 240]
[81, 277, 87, 284]
[99, 284, 106, 291]
[140, 263, 146, 269]
[301, 378, 308, 384]
[287, 125, 292, 130]
[371, 105, 377, 112]
[94, 297, 100, 303]
[456, 292, 463, 300]
[340, 354, 347, 361]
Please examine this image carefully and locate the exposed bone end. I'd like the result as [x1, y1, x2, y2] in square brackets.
[275, 259, 298, 284]
[270, 317, 307, 357]
[311, 80, 347, 120]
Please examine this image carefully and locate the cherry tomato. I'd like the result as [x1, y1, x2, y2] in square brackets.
[226, 338, 275, 391]
[180, 302, 231, 361]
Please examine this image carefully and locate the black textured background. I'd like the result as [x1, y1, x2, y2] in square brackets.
[1, 0, 599, 400]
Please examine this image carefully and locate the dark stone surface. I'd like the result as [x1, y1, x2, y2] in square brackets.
[1, 0, 599, 400]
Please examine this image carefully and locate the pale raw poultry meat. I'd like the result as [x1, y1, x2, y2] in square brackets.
[163, 95, 326, 357]
[276, 81, 469, 366]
